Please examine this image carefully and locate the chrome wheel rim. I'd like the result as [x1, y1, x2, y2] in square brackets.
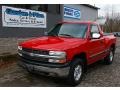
[74, 65, 82, 81]
[110, 51, 113, 62]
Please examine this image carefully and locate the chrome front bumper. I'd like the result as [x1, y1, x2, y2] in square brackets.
[18, 61, 70, 77]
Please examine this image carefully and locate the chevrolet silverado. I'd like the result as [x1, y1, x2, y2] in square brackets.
[18, 21, 116, 86]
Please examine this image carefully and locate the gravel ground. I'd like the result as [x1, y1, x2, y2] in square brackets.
[0, 38, 120, 87]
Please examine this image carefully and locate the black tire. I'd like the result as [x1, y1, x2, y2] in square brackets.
[67, 58, 85, 86]
[104, 48, 115, 65]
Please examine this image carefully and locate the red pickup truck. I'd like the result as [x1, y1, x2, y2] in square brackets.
[18, 21, 116, 86]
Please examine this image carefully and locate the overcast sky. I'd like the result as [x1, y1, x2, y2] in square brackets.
[95, 4, 120, 17]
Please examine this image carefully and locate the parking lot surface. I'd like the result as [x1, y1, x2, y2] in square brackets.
[0, 38, 120, 87]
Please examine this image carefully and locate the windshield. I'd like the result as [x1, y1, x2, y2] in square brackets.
[48, 23, 88, 38]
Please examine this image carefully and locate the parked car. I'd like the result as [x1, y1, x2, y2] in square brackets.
[113, 32, 120, 37]
[18, 21, 116, 86]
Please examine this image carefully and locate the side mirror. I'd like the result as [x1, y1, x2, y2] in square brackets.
[92, 33, 101, 39]
[44, 32, 48, 36]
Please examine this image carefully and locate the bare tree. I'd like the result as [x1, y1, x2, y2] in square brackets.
[102, 4, 120, 32]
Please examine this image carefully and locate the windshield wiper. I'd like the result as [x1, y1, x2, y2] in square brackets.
[59, 34, 74, 37]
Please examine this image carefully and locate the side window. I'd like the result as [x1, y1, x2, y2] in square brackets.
[90, 25, 100, 37]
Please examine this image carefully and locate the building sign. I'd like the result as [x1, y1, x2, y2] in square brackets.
[2, 6, 46, 28]
[64, 6, 81, 19]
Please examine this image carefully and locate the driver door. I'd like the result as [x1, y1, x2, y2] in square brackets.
[87, 24, 105, 64]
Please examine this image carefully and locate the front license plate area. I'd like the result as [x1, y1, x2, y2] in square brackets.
[26, 65, 50, 75]
[26, 64, 46, 72]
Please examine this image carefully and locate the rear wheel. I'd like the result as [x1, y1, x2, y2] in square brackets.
[104, 48, 115, 65]
[67, 58, 85, 86]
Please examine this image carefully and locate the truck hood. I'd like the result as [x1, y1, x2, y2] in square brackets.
[20, 36, 86, 51]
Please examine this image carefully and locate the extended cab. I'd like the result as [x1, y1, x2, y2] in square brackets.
[18, 21, 116, 86]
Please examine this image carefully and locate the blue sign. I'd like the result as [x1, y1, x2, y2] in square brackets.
[64, 6, 81, 19]
[5, 8, 45, 18]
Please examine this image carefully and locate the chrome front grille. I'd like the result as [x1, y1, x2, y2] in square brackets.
[20, 48, 49, 63]
[22, 48, 49, 55]
[22, 53, 49, 63]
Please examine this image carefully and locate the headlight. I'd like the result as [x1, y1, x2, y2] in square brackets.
[49, 51, 66, 57]
[49, 51, 66, 63]
[18, 46, 22, 50]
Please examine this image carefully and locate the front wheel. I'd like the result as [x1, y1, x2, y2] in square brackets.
[104, 48, 115, 65]
[67, 58, 84, 86]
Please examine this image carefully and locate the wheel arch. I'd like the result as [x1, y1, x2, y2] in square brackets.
[110, 43, 116, 52]
[72, 52, 88, 66]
